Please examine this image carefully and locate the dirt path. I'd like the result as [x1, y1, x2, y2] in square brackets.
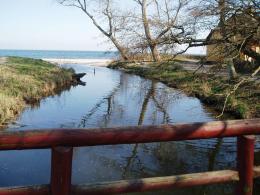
[180, 61, 259, 85]
[178, 60, 229, 76]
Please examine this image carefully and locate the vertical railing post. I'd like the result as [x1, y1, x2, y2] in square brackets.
[51, 147, 73, 195]
[236, 135, 255, 195]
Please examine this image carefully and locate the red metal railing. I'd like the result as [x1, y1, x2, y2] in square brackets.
[0, 119, 260, 195]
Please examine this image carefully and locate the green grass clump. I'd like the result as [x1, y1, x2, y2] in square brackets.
[0, 57, 74, 126]
[236, 103, 249, 118]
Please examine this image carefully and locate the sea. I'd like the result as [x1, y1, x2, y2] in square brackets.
[0, 49, 118, 59]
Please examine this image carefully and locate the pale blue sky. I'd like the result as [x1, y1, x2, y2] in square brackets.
[0, 0, 206, 54]
[0, 0, 108, 51]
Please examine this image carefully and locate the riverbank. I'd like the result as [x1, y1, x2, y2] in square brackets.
[0, 57, 76, 126]
[108, 61, 260, 119]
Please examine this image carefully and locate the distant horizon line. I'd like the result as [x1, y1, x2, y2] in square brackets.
[0, 48, 118, 52]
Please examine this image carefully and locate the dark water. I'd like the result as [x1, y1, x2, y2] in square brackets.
[0, 64, 259, 194]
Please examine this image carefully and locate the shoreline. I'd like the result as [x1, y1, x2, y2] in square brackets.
[43, 58, 113, 66]
[108, 61, 259, 119]
[0, 57, 76, 127]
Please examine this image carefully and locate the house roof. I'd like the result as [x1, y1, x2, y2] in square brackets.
[206, 8, 259, 41]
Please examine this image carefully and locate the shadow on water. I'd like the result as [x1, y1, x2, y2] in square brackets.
[0, 64, 259, 194]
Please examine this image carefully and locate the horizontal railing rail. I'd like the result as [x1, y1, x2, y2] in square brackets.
[0, 119, 260, 150]
[0, 119, 259, 195]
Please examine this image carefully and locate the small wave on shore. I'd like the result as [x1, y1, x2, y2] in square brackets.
[43, 58, 113, 66]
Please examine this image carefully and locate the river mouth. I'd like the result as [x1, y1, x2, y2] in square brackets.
[1, 64, 259, 194]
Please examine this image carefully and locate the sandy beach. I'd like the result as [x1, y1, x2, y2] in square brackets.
[43, 58, 113, 67]
[0, 57, 7, 64]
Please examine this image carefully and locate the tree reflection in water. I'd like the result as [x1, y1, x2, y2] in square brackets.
[75, 72, 249, 194]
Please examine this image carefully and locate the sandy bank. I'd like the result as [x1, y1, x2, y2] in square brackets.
[0, 57, 7, 64]
[43, 58, 113, 67]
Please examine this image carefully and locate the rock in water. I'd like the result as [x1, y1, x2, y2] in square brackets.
[72, 73, 86, 81]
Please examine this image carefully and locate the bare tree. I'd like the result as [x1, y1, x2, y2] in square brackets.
[186, 0, 260, 65]
[58, 0, 130, 60]
[134, 0, 161, 61]
[182, 0, 260, 117]
[131, 0, 194, 61]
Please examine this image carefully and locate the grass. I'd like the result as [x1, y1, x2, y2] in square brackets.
[0, 56, 75, 126]
[108, 61, 260, 119]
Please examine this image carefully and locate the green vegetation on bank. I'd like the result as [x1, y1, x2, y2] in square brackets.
[0, 57, 75, 126]
[108, 61, 259, 119]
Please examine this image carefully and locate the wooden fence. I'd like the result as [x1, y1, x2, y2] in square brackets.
[0, 119, 260, 195]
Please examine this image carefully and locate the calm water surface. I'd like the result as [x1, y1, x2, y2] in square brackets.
[1, 64, 259, 194]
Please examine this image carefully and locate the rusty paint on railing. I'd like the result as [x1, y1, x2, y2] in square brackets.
[0, 119, 259, 150]
[0, 119, 259, 195]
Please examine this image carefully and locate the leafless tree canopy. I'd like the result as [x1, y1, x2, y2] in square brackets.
[58, 0, 260, 64]
[58, 0, 130, 60]
[189, 0, 260, 64]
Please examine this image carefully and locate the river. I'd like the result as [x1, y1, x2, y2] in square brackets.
[0, 64, 259, 194]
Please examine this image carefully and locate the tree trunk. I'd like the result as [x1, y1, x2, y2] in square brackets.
[117, 47, 129, 61]
[226, 58, 238, 80]
[150, 45, 161, 62]
[218, 0, 226, 34]
[141, 0, 160, 62]
[110, 37, 129, 61]
[65, 1, 130, 62]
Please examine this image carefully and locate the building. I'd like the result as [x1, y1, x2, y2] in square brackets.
[206, 10, 260, 63]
